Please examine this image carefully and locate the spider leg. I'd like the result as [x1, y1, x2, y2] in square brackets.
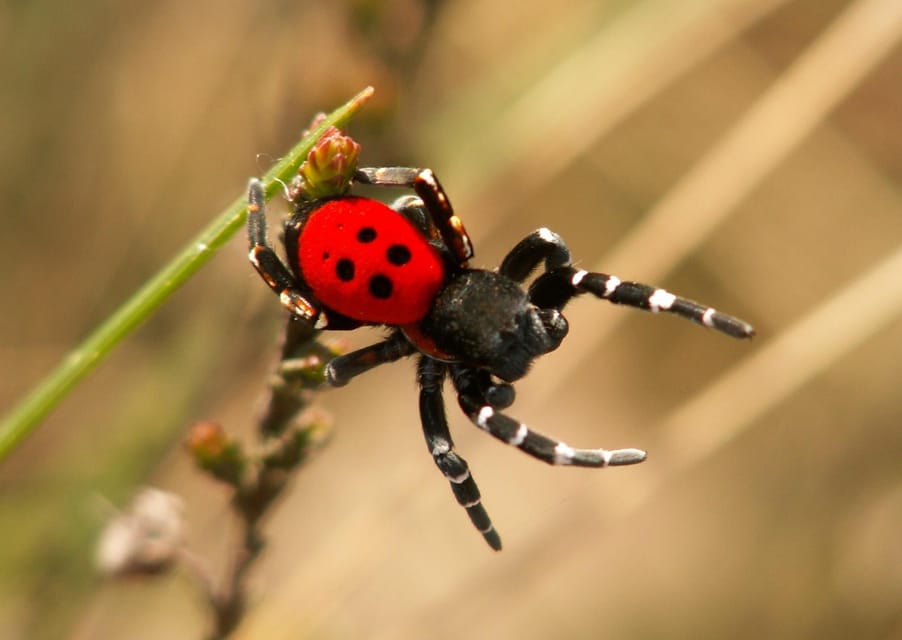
[529, 266, 755, 339]
[387, 195, 434, 238]
[499, 227, 573, 282]
[498, 229, 567, 353]
[451, 365, 647, 467]
[247, 179, 325, 327]
[354, 167, 473, 266]
[324, 331, 415, 387]
[466, 368, 517, 410]
[418, 357, 502, 551]
[498, 227, 753, 338]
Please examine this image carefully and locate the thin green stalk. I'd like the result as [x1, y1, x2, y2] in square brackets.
[0, 86, 375, 462]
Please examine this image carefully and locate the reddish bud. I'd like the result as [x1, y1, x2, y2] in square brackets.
[291, 126, 361, 201]
[185, 421, 245, 486]
[185, 421, 228, 462]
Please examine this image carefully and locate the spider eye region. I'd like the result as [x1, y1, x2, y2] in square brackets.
[298, 197, 445, 324]
[422, 270, 552, 382]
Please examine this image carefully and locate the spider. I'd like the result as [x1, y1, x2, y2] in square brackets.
[247, 166, 754, 550]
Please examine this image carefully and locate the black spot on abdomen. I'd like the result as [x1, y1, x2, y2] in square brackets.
[387, 244, 412, 265]
[357, 227, 377, 243]
[336, 258, 355, 281]
[369, 274, 393, 299]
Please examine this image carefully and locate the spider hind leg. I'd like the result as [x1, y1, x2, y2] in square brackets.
[324, 331, 415, 387]
[354, 167, 473, 266]
[246, 178, 324, 325]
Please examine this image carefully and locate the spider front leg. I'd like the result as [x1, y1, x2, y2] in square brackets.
[418, 357, 502, 551]
[451, 365, 647, 467]
[499, 227, 573, 282]
[246, 179, 325, 326]
[503, 228, 755, 339]
[532, 267, 755, 339]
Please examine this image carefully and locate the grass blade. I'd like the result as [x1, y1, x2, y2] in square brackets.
[0, 87, 375, 462]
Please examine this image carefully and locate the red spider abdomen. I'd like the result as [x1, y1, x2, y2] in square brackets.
[298, 197, 445, 324]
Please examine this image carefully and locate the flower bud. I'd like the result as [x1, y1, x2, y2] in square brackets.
[291, 126, 361, 201]
[185, 421, 245, 486]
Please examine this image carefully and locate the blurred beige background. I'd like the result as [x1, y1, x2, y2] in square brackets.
[1, 0, 901, 638]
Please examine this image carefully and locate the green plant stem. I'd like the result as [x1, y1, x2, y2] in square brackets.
[0, 86, 375, 462]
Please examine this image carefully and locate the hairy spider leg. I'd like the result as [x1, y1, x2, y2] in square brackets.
[531, 267, 755, 339]
[464, 369, 517, 410]
[386, 195, 432, 236]
[451, 365, 647, 467]
[353, 167, 474, 266]
[324, 332, 415, 387]
[246, 179, 324, 326]
[419, 357, 502, 551]
[324, 335, 503, 548]
[326, 337, 506, 549]
[501, 228, 755, 339]
[499, 227, 573, 282]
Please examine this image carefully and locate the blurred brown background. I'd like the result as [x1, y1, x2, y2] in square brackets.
[2, 0, 901, 638]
